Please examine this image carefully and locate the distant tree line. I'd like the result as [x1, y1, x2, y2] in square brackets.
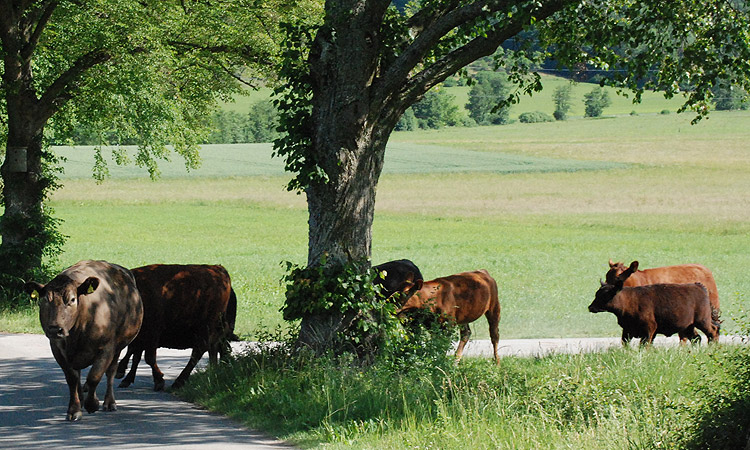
[54, 74, 748, 146]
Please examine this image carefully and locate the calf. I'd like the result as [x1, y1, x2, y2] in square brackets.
[373, 259, 424, 299]
[590, 264, 719, 346]
[606, 260, 720, 314]
[116, 264, 234, 390]
[395, 270, 501, 364]
[25, 260, 143, 421]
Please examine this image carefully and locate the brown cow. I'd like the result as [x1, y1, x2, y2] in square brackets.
[115, 264, 234, 390]
[395, 270, 501, 364]
[606, 260, 720, 314]
[590, 264, 719, 346]
[25, 260, 143, 421]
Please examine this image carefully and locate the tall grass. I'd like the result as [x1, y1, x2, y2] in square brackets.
[179, 341, 750, 449]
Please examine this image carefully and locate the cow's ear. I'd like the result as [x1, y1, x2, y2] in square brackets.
[608, 259, 616, 268]
[77, 277, 100, 297]
[24, 282, 44, 299]
[628, 261, 639, 272]
[413, 279, 423, 291]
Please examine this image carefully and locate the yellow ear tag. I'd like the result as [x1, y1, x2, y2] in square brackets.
[86, 285, 95, 294]
[30, 290, 39, 299]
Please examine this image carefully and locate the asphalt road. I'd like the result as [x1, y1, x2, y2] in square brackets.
[0, 332, 741, 449]
[0, 333, 294, 450]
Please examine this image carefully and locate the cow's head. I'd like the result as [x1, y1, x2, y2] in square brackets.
[588, 279, 622, 313]
[387, 272, 423, 308]
[25, 276, 100, 340]
[605, 260, 639, 284]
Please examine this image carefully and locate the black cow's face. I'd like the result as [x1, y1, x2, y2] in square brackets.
[589, 283, 619, 313]
[26, 277, 99, 340]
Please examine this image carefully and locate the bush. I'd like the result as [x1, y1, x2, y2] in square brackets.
[519, 111, 554, 123]
[395, 108, 418, 131]
[713, 84, 749, 111]
[660, 109, 671, 115]
[583, 86, 612, 118]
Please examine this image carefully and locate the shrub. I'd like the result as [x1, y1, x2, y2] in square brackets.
[519, 111, 554, 123]
[583, 86, 612, 118]
[660, 109, 671, 115]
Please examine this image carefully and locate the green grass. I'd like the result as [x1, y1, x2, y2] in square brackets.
[178, 343, 750, 449]
[3, 102, 749, 450]
[3, 110, 749, 339]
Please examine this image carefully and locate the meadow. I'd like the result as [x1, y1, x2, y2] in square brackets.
[2, 104, 749, 449]
[2, 109, 749, 342]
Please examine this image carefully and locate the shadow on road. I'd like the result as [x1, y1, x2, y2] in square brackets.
[0, 334, 293, 449]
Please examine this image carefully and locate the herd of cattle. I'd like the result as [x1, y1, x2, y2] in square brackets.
[25, 258, 721, 421]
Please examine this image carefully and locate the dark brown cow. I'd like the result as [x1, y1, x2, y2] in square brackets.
[115, 264, 234, 390]
[590, 264, 719, 346]
[395, 270, 501, 364]
[25, 260, 143, 421]
[606, 260, 720, 314]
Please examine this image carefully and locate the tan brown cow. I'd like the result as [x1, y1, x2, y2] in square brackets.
[395, 270, 501, 364]
[590, 264, 719, 346]
[606, 260, 720, 315]
[115, 264, 234, 390]
[25, 260, 143, 421]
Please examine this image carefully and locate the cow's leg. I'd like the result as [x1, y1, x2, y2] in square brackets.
[62, 367, 84, 421]
[102, 352, 120, 412]
[83, 351, 115, 414]
[455, 324, 471, 363]
[144, 347, 165, 391]
[118, 349, 142, 388]
[172, 347, 206, 389]
[116, 346, 134, 379]
[486, 309, 501, 365]
[678, 325, 700, 345]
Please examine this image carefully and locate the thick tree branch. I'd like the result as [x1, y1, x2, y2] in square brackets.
[37, 48, 112, 122]
[380, 0, 574, 115]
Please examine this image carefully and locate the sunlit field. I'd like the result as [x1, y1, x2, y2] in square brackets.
[2, 110, 748, 341]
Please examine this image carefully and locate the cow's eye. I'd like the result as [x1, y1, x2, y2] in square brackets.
[66, 296, 77, 305]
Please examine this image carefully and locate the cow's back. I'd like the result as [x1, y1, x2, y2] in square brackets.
[431, 270, 498, 324]
[625, 264, 719, 310]
[131, 264, 232, 349]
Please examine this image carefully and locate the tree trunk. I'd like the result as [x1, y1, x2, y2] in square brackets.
[0, 101, 48, 283]
[0, 21, 53, 285]
[296, 2, 395, 348]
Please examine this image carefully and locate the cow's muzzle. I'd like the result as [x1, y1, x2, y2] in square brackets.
[588, 305, 603, 313]
[46, 326, 66, 339]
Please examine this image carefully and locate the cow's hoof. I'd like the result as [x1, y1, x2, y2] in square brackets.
[118, 379, 131, 388]
[67, 410, 83, 421]
[171, 379, 185, 390]
[84, 398, 100, 414]
[103, 401, 117, 412]
[153, 380, 165, 391]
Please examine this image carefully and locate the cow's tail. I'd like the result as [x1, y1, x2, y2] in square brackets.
[225, 288, 240, 341]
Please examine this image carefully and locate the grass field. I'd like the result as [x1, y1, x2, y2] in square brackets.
[2, 109, 748, 342]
